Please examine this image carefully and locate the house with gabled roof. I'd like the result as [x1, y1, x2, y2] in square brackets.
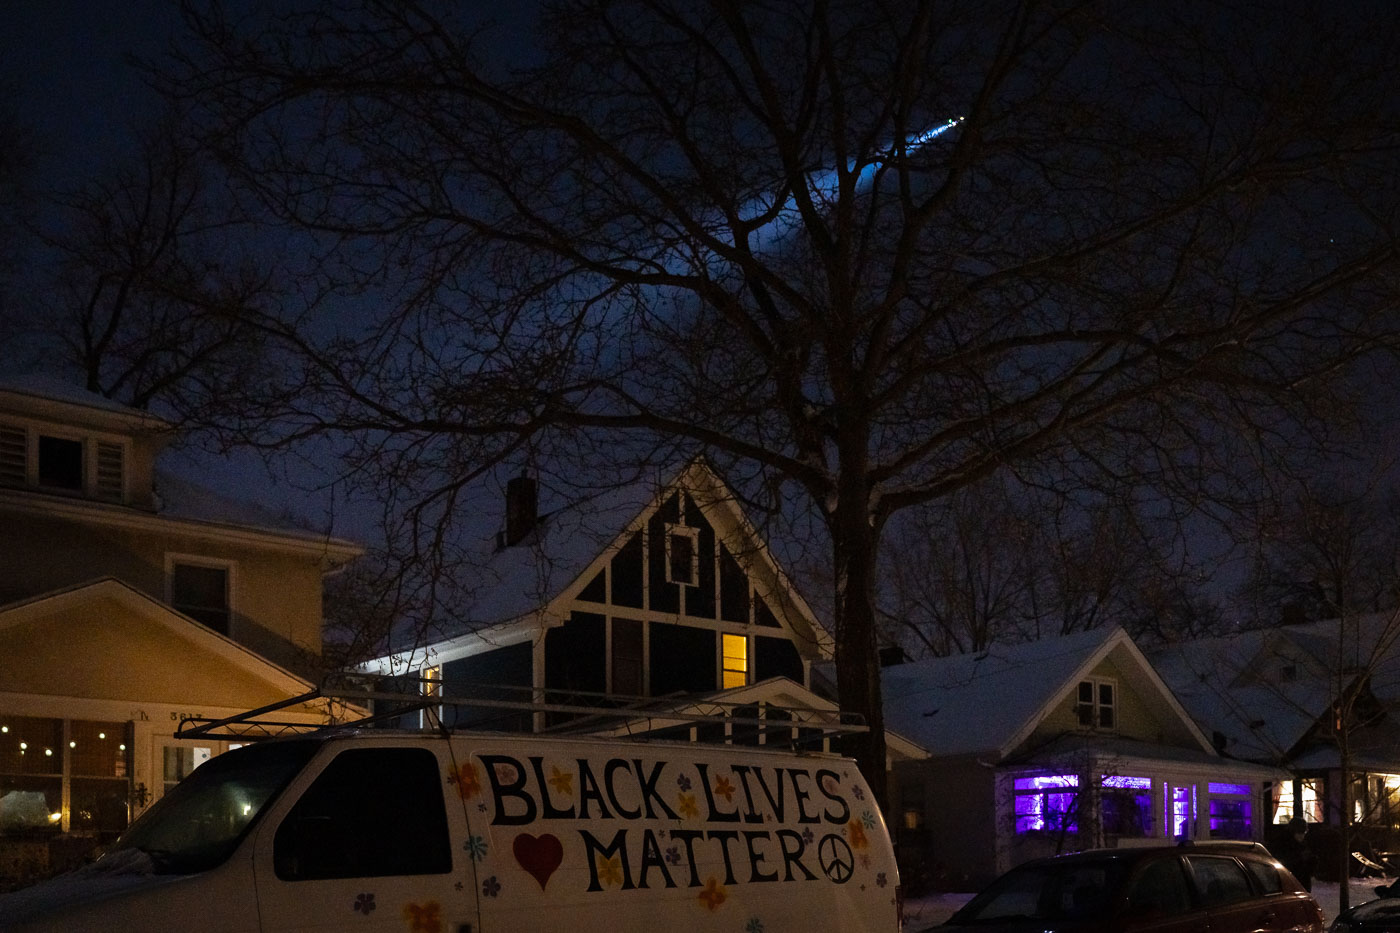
[882, 626, 1283, 890]
[0, 377, 360, 885]
[361, 458, 927, 763]
[1149, 616, 1400, 862]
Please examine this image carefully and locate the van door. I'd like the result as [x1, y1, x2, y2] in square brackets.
[252, 745, 473, 932]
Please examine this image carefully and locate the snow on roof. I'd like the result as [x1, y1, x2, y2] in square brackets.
[153, 469, 359, 550]
[0, 373, 169, 424]
[1147, 615, 1400, 766]
[391, 474, 664, 648]
[881, 626, 1123, 758]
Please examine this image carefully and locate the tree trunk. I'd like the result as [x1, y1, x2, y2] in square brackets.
[828, 466, 891, 812]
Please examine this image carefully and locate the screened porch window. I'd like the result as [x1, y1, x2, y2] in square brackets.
[1014, 774, 1079, 834]
[1208, 782, 1253, 839]
[1101, 775, 1153, 837]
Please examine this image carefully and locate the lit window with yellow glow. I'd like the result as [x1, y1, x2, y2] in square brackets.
[722, 633, 748, 688]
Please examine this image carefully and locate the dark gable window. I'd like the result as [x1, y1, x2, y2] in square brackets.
[170, 562, 231, 634]
[666, 524, 698, 585]
[37, 435, 84, 490]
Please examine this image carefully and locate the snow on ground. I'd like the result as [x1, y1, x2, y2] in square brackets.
[902, 878, 1393, 932]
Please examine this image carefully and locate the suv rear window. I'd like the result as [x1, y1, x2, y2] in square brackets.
[1188, 856, 1253, 907]
[1243, 858, 1284, 894]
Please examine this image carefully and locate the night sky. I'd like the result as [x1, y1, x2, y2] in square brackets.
[2, 2, 182, 189]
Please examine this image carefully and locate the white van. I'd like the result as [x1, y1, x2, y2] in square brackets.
[0, 729, 900, 931]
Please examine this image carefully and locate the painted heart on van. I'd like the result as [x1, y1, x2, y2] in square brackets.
[513, 832, 563, 891]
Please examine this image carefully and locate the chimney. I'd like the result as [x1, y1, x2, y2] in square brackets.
[504, 473, 538, 546]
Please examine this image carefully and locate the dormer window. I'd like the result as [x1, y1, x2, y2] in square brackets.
[0, 424, 126, 503]
[38, 436, 84, 490]
[665, 522, 700, 586]
[1077, 677, 1116, 729]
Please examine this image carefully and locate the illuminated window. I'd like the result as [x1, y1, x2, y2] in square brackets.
[1272, 779, 1323, 823]
[722, 633, 748, 688]
[1013, 774, 1079, 834]
[164, 745, 213, 796]
[421, 666, 442, 729]
[665, 523, 700, 585]
[1167, 785, 1196, 839]
[1, 717, 130, 839]
[169, 559, 232, 634]
[1076, 678, 1116, 729]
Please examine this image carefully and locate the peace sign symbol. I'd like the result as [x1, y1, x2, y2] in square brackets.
[818, 834, 855, 884]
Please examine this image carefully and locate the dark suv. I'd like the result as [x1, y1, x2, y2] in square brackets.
[942, 843, 1324, 933]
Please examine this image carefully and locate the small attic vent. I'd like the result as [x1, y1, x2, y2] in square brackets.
[0, 427, 24, 485]
[95, 442, 125, 502]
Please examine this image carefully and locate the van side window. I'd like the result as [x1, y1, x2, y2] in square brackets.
[274, 747, 452, 881]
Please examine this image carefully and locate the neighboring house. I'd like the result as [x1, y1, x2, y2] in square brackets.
[0, 377, 360, 883]
[882, 626, 1283, 890]
[1150, 617, 1400, 856]
[361, 458, 926, 764]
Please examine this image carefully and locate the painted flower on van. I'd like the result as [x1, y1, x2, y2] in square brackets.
[665, 845, 682, 867]
[852, 784, 866, 801]
[353, 893, 376, 914]
[677, 792, 700, 819]
[463, 834, 488, 862]
[482, 876, 501, 898]
[746, 918, 765, 933]
[713, 775, 736, 802]
[448, 762, 481, 800]
[403, 900, 442, 933]
[860, 810, 876, 830]
[876, 872, 889, 888]
[698, 877, 727, 911]
[676, 773, 693, 792]
[597, 854, 625, 888]
[847, 819, 869, 850]
[549, 765, 574, 797]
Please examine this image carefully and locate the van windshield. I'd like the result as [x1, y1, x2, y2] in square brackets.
[103, 740, 319, 875]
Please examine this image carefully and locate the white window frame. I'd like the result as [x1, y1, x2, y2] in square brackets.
[0, 421, 130, 503]
[720, 631, 749, 689]
[1076, 676, 1117, 730]
[664, 522, 701, 586]
[164, 554, 236, 635]
[34, 429, 87, 493]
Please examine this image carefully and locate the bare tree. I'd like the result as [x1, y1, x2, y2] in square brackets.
[882, 479, 1038, 657]
[1240, 474, 1400, 627]
[0, 83, 35, 324]
[164, 0, 1400, 798]
[883, 481, 1220, 658]
[18, 109, 276, 415]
